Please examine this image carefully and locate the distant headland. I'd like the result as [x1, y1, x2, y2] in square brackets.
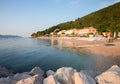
[0, 35, 22, 39]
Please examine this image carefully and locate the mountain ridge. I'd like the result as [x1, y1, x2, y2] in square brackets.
[31, 2, 120, 37]
[0, 35, 22, 38]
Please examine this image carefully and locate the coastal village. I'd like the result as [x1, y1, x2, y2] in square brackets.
[40, 27, 120, 42]
[51, 27, 97, 37]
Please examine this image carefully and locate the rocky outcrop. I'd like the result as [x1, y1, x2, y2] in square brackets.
[43, 75, 60, 84]
[16, 74, 43, 84]
[0, 77, 17, 84]
[46, 70, 55, 76]
[12, 73, 31, 81]
[54, 67, 76, 84]
[0, 67, 44, 84]
[30, 67, 44, 76]
[73, 72, 83, 84]
[0, 65, 120, 84]
[96, 65, 120, 84]
[73, 72, 96, 84]
[80, 70, 100, 79]
[16, 67, 44, 84]
[44, 67, 96, 84]
[0, 66, 13, 77]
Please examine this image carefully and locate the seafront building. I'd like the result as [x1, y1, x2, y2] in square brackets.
[102, 32, 112, 37]
[57, 30, 67, 35]
[57, 27, 97, 37]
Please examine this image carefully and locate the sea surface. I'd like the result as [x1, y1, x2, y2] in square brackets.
[0, 37, 120, 75]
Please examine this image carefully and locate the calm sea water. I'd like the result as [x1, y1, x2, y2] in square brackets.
[0, 38, 120, 74]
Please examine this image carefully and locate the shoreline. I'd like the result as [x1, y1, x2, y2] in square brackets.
[37, 36, 120, 56]
[0, 65, 120, 84]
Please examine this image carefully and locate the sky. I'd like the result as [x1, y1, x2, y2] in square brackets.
[0, 0, 120, 37]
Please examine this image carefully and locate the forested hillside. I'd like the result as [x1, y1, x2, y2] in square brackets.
[31, 2, 120, 37]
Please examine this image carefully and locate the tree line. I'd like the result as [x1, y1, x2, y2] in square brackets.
[31, 2, 120, 38]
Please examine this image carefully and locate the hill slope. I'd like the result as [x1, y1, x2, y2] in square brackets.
[32, 2, 120, 37]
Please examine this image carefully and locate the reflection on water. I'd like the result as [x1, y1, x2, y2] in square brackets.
[0, 38, 120, 77]
[51, 39, 79, 47]
[91, 54, 120, 72]
[50, 39, 120, 72]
